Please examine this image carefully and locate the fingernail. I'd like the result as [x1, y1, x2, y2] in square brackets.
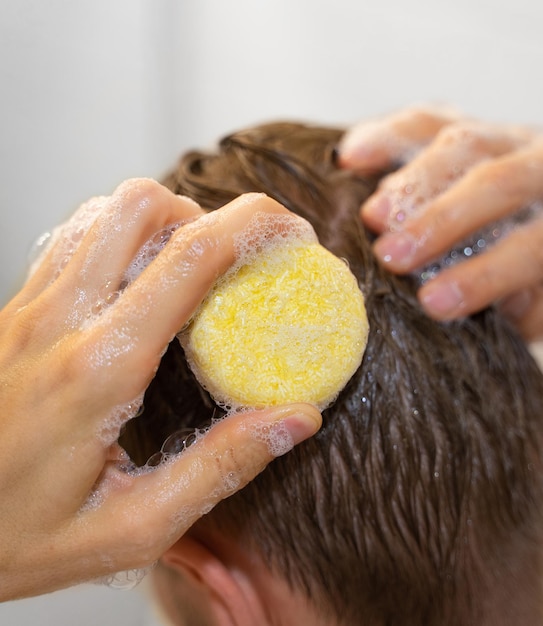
[362, 195, 391, 225]
[250, 405, 322, 459]
[337, 132, 362, 162]
[420, 281, 465, 318]
[337, 127, 375, 168]
[374, 231, 417, 269]
[272, 404, 322, 446]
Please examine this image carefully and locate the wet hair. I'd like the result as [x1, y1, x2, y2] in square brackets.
[121, 122, 543, 625]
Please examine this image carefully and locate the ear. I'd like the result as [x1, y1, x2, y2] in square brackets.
[160, 533, 269, 626]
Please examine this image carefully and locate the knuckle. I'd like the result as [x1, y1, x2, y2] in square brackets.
[198, 427, 257, 495]
[375, 169, 415, 200]
[405, 104, 445, 126]
[200, 424, 245, 478]
[436, 122, 487, 153]
[51, 333, 95, 390]
[468, 158, 516, 198]
[235, 191, 289, 216]
[212, 445, 244, 489]
[170, 220, 220, 268]
[377, 169, 402, 192]
[206, 419, 274, 483]
[0, 307, 37, 354]
[178, 191, 294, 255]
[113, 178, 169, 220]
[425, 200, 459, 234]
[0, 302, 63, 360]
[376, 167, 426, 218]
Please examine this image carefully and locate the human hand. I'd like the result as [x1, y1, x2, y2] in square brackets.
[0, 180, 321, 600]
[338, 105, 543, 340]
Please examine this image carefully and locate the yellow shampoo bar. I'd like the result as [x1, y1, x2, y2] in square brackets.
[182, 239, 369, 410]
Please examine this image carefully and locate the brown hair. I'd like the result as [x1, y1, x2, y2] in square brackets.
[122, 122, 543, 625]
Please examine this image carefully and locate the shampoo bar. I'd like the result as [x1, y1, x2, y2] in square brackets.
[182, 238, 369, 410]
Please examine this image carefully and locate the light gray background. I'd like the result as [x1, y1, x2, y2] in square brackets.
[1, 1, 542, 624]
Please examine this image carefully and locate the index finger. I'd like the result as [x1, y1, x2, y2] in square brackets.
[81, 193, 297, 404]
[338, 104, 461, 173]
[371, 139, 543, 273]
[7, 179, 204, 316]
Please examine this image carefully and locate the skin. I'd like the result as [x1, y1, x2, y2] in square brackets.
[0, 179, 321, 601]
[338, 105, 543, 340]
[153, 525, 331, 626]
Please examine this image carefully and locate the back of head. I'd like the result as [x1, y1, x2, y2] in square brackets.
[122, 122, 543, 625]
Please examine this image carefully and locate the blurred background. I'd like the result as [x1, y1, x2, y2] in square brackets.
[1, 1, 542, 623]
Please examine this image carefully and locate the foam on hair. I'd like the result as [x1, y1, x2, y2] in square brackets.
[180, 211, 369, 410]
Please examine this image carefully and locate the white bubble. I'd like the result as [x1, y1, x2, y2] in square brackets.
[247, 419, 294, 458]
[28, 196, 108, 280]
[417, 201, 543, 284]
[123, 222, 181, 285]
[231, 211, 317, 272]
[27, 231, 53, 267]
[222, 471, 241, 493]
[96, 563, 157, 590]
[98, 394, 145, 446]
[162, 428, 200, 455]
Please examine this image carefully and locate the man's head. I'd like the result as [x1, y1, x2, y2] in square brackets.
[122, 123, 543, 625]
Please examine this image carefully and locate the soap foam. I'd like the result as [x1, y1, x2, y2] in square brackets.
[95, 563, 157, 591]
[246, 418, 295, 458]
[383, 127, 498, 233]
[132, 425, 206, 474]
[28, 195, 108, 280]
[89, 406, 297, 591]
[97, 394, 145, 447]
[418, 201, 543, 283]
[231, 210, 317, 271]
[122, 222, 182, 285]
[28, 190, 192, 332]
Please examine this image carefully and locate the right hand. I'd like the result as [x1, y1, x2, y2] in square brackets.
[0, 180, 322, 601]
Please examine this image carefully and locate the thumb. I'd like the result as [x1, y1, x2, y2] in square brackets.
[85, 403, 322, 570]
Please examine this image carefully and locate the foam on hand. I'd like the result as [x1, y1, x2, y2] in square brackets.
[180, 212, 369, 411]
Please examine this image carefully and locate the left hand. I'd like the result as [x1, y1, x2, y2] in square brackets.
[338, 105, 543, 341]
